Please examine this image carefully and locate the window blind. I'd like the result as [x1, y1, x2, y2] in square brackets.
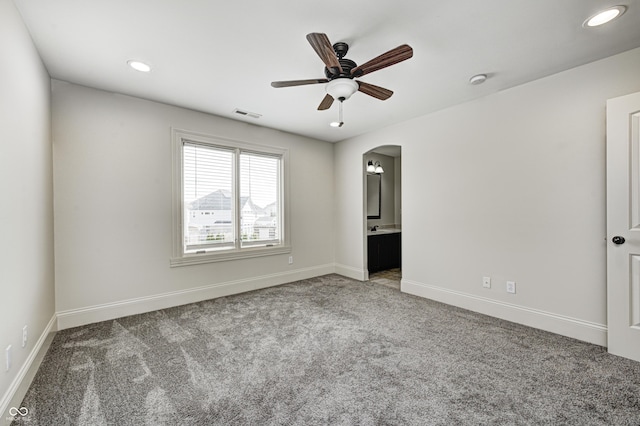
[239, 152, 280, 246]
[183, 142, 235, 251]
[182, 142, 282, 253]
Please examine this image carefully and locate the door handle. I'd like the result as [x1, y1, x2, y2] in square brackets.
[612, 236, 626, 245]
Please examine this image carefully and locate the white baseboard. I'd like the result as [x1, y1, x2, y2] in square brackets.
[401, 279, 607, 347]
[56, 264, 335, 330]
[334, 263, 366, 281]
[0, 315, 57, 426]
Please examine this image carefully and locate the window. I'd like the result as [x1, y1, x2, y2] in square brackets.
[171, 129, 290, 266]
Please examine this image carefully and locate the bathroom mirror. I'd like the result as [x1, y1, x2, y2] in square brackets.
[367, 174, 381, 219]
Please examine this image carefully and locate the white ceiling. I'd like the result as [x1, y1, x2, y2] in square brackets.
[13, 0, 640, 143]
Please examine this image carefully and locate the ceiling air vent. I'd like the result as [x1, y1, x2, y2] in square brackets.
[233, 109, 262, 119]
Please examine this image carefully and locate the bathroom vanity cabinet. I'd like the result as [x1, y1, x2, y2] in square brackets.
[367, 231, 401, 273]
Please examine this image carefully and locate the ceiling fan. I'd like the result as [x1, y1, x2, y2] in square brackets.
[271, 33, 413, 124]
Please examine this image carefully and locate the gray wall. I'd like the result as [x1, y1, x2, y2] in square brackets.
[394, 157, 401, 226]
[52, 81, 335, 327]
[0, 0, 55, 410]
[335, 47, 640, 345]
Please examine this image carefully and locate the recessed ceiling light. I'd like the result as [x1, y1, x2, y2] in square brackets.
[469, 74, 487, 85]
[127, 60, 151, 72]
[583, 5, 626, 27]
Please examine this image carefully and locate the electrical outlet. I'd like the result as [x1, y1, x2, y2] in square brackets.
[288, 256, 293, 265]
[482, 276, 491, 288]
[22, 325, 28, 348]
[6, 345, 11, 371]
[506, 281, 516, 294]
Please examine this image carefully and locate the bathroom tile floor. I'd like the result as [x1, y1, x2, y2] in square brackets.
[369, 268, 401, 290]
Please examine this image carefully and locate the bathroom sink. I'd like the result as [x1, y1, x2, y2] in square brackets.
[368, 228, 401, 235]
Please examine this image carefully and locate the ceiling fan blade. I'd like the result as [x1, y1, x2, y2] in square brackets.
[357, 81, 393, 100]
[271, 78, 329, 88]
[306, 33, 343, 74]
[351, 44, 413, 78]
[318, 94, 334, 110]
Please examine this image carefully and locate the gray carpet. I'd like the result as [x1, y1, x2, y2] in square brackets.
[12, 274, 640, 425]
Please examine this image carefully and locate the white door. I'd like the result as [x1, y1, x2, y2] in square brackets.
[607, 91, 640, 362]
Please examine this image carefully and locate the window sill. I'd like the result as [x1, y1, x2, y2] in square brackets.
[170, 245, 291, 267]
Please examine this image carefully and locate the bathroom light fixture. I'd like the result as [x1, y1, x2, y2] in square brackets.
[127, 60, 151, 72]
[583, 6, 626, 27]
[367, 160, 384, 174]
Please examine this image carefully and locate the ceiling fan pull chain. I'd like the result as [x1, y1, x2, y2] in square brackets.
[339, 100, 344, 127]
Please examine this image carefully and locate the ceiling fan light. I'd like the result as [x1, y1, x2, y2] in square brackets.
[326, 78, 359, 101]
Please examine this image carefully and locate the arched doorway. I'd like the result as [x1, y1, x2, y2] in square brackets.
[364, 145, 402, 289]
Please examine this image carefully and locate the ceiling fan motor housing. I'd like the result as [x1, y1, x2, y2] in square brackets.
[325, 58, 357, 79]
[324, 42, 357, 79]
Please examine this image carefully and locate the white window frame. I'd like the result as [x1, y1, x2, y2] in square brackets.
[171, 128, 290, 267]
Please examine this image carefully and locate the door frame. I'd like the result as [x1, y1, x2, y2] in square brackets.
[606, 91, 640, 362]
